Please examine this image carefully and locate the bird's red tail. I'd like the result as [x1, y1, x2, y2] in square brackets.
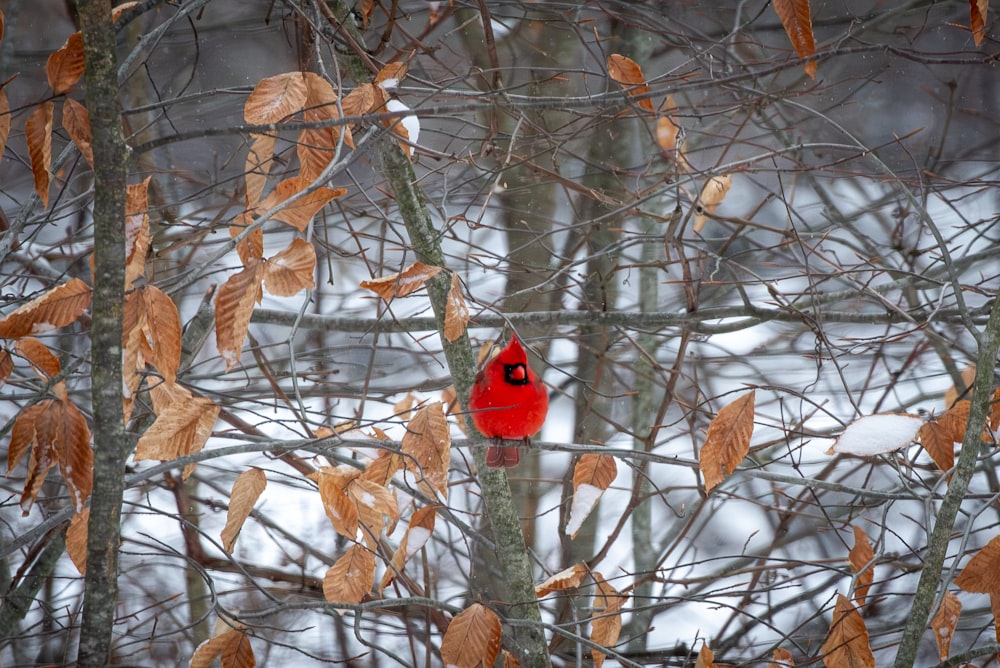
[486, 443, 520, 467]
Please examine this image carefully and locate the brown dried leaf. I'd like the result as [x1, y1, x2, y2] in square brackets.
[375, 61, 408, 87]
[0, 277, 91, 338]
[441, 603, 502, 668]
[535, 563, 587, 597]
[244, 72, 308, 124]
[125, 177, 152, 286]
[971, 0, 988, 46]
[378, 505, 435, 592]
[919, 419, 956, 473]
[15, 337, 61, 379]
[0, 349, 13, 386]
[400, 402, 451, 499]
[341, 83, 376, 117]
[699, 390, 755, 491]
[992, 592, 1000, 643]
[244, 133, 275, 207]
[133, 395, 219, 462]
[323, 543, 375, 605]
[821, 594, 874, 668]
[62, 97, 93, 166]
[566, 454, 618, 538]
[215, 260, 264, 370]
[591, 572, 627, 668]
[444, 272, 469, 342]
[693, 173, 733, 233]
[255, 177, 345, 231]
[849, 525, 874, 607]
[318, 471, 359, 540]
[656, 94, 682, 157]
[772, 0, 817, 78]
[0, 88, 10, 166]
[955, 534, 1000, 594]
[46, 32, 84, 94]
[25, 101, 54, 207]
[767, 647, 795, 668]
[229, 212, 263, 266]
[136, 285, 182, 386]
[361, 261, 444, 300]
[66, 506, 89, 575]
[347, 477, 398, 547]
[263, 238, 316, 296]
[607, 54, 653, 112]
[694, 644, 716, 668]
[931, 591, 962, 661]
[221, 467, 267, 554]
[190, 624, 256, 668]
[8, 403, 46, 475]
[360, 450, 402, 487]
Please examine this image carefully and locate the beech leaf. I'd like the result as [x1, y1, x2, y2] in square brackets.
[607, 54, 653, 112]
[214, 260, 265, 370]
[378, 505, 435, 592]
[62, 97, 93, 166]
[0, 278, 91, 338]
[566, 454, 617, 538]
[25, 101, 54, 207]
[66, 506, 89, 575]
[255, 177, 345, 231]
[323, 543, 375, 605]
[360, 261, 444, 300]
[955, 534, 1000, 594]
[244, 71, 308, 124]
[190, 624, 256, 668]
[848, 525, 874, 607]
[591, 572, 627, 668]
[263, 238, 316, 296]
[821, 594, 874, 668]
[15, 337, 62, 379]
[970, 0, 988, 46]
[245, 133, 275, 207]
[699, 390, 755, 491]
[441, 603, 502, 668]
[443, 272, 469, 342]
[400, 402, 451, 499]
[318, 471, 359, 540]
[693, 173, 733, 233]
[46, 32, 85, 94]
[767, 648, 795, 668]
[221, 467, 267, 554]
[772, 0, 817, 78]
[0, 88, 10, 166]
[536, 563, 587, 597]
[931, 591, 961, 661]
[694, 643, 716, 668]
[134, 395, 220, 462]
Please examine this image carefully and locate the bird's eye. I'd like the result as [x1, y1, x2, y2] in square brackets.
[504, 363, 528, 385]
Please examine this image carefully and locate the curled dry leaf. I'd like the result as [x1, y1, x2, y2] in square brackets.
[374, 61, 408, 88]
[46, 31, 84, 94]
[849, 525, 875, 607]
[263, 238, 316, 296]
[694, 643, 716, 668]
[25, 101, 54, 207]
[378, 505, 435, 592]
[830, 413, 923, 457]
[244, 71, 308, 124]
[699, 390, 755, 491]
[361, 261, 444, 300]
[0, 277, 91, 339]
[125, 177, 152, 286]
[0, 87, 10, 166]
[189, 622, 256, 668]
[535, 563, 587, 597]
[591, 572, 627, 668]
[66, 506, 89, 575]
[931, 591, 961, 661]
[441, 603, 502, 668]
[607, 54, 654, 112]
[245, 133, 275, 207]
[318, 470, 359, 540]
[767, 647, 795, 668]
[772, 0, 817, 78]
[221, 467, 267, 554]
[444, 272, 469, 342]
[821, 594, 874, 668]
[214, 260, 265, 370]
[944, 364, 976, 408]
[693, 173, 733, 233]
[15, 337, 62, 379]
[970, 0, 988, 46]
[565, 453, 617, 538]
[323, 543, 375, 605]
[62, 98, 93, 166]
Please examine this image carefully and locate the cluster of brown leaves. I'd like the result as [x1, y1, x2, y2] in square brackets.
[361, 261, 470, 342]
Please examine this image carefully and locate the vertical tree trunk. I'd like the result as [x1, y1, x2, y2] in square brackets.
[76, 0, 128, 664]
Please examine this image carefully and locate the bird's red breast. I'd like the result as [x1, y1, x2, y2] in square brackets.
[468, 335, 549, 467]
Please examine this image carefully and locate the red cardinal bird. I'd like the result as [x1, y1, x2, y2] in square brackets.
[468, 334, 549, 467]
